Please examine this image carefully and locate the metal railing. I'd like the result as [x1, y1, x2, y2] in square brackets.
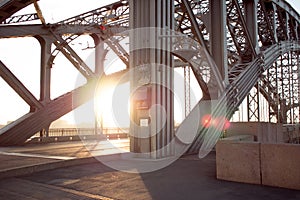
[47, 127, 182, 137]
[27, 127, 129, 144]
[46, 127, 129, 137]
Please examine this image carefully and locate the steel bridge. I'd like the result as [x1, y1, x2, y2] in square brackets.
[0, 0, 300, 157]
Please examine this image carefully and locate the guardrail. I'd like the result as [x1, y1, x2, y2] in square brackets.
[47, 127, 129, 137]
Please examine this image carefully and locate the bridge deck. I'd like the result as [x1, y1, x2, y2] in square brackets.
[0, 140, 299, 199]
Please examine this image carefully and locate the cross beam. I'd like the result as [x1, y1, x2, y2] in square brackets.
[0, 61, 43, 110]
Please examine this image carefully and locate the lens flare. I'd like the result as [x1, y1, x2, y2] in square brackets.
[201, 115, 230, 130]
[214, 116, 231, 131]
[201, 114, 212, 128]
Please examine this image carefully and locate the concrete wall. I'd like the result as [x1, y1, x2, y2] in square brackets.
[261, 143, 300, 190]
[216, 141, 300, 190]
[216, 141, 261, 184]
[226, 122, 283, 143]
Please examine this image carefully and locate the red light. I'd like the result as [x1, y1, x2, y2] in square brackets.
[224, 120, 231, 130]
[99, 25, 106, 31]
[201, 115, 231, 130]
[201, 114, 212, 128]
[214, 116, 231, 131]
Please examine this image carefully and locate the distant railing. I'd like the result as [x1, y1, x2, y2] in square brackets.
[47, 127, 129, 137]
[28, 127, 129, 144]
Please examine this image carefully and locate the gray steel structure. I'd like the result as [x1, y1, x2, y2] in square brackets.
[0, 1, 299, 156]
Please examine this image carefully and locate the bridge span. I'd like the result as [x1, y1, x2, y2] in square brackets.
[1, 0, 300, 197]
[0, 0, 299, 155]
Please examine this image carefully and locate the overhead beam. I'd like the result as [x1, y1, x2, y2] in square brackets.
[0, 0, 33, 23]
[1, 13, 39, 24]
[270, 0, 300, 23]
[0, 60, 43, 109]
[0, 25, 48, 38]
[0, 24, 109, 39]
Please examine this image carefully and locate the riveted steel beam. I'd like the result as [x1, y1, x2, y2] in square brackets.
[0, 60, 43, 110]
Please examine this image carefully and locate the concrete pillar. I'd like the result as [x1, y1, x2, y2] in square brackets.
[210, 0, 228, 85]
[129, 0, 174, 158]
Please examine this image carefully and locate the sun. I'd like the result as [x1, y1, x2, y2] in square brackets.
[95, 87, 112, 111]
[94, 81, 131, 128]
[94, 84, 113, 126]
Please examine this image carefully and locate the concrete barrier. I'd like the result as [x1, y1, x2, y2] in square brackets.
[216, 140, 261, 185]
[216, 140, 300, 190]
[226, 122, 283, 143]
[221, 135, 255, 142]
[261, 143, 300, 190]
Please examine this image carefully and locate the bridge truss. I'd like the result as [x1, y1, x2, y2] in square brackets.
[0, 0, 299, 154]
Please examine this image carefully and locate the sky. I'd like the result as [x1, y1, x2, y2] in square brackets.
[0, 0, 300, 127]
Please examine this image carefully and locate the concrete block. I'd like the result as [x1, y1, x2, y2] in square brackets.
[261, 143, 300, 190]
[216, 141, 261, 185]
[226, 122, 259, 139]
[226, 122, 283, 143]
[222, 135, 255, 142]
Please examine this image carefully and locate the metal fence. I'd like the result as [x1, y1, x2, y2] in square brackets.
[28, 127, 129, 144]
[45, 127, 129, 137]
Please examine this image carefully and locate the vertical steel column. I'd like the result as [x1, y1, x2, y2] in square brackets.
[295, 21, 299, 41]
[245, 0, 260, 122]
[245, 0, 259, 53]
[279, 54, 289, 123]
[184, 66, 191, 117]
[210, 0, 228, 85]
[36, 36, 52, 136]
[287, 51, 293, 123]
[247, 85, 260, 121]
[286, 13, 290, 41]
[36, 36, 52, 103]
[291, 51, 299, 123]
[298, 52, 300, 123]
[92, 34, 106, 135]
[272, 3, 279, 43]
[267, 61, 280, 123]
[129, 0, 174, 158]
[93, 34, 106, 76]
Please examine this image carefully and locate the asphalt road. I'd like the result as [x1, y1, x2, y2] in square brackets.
[1, 152, 300, 200]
